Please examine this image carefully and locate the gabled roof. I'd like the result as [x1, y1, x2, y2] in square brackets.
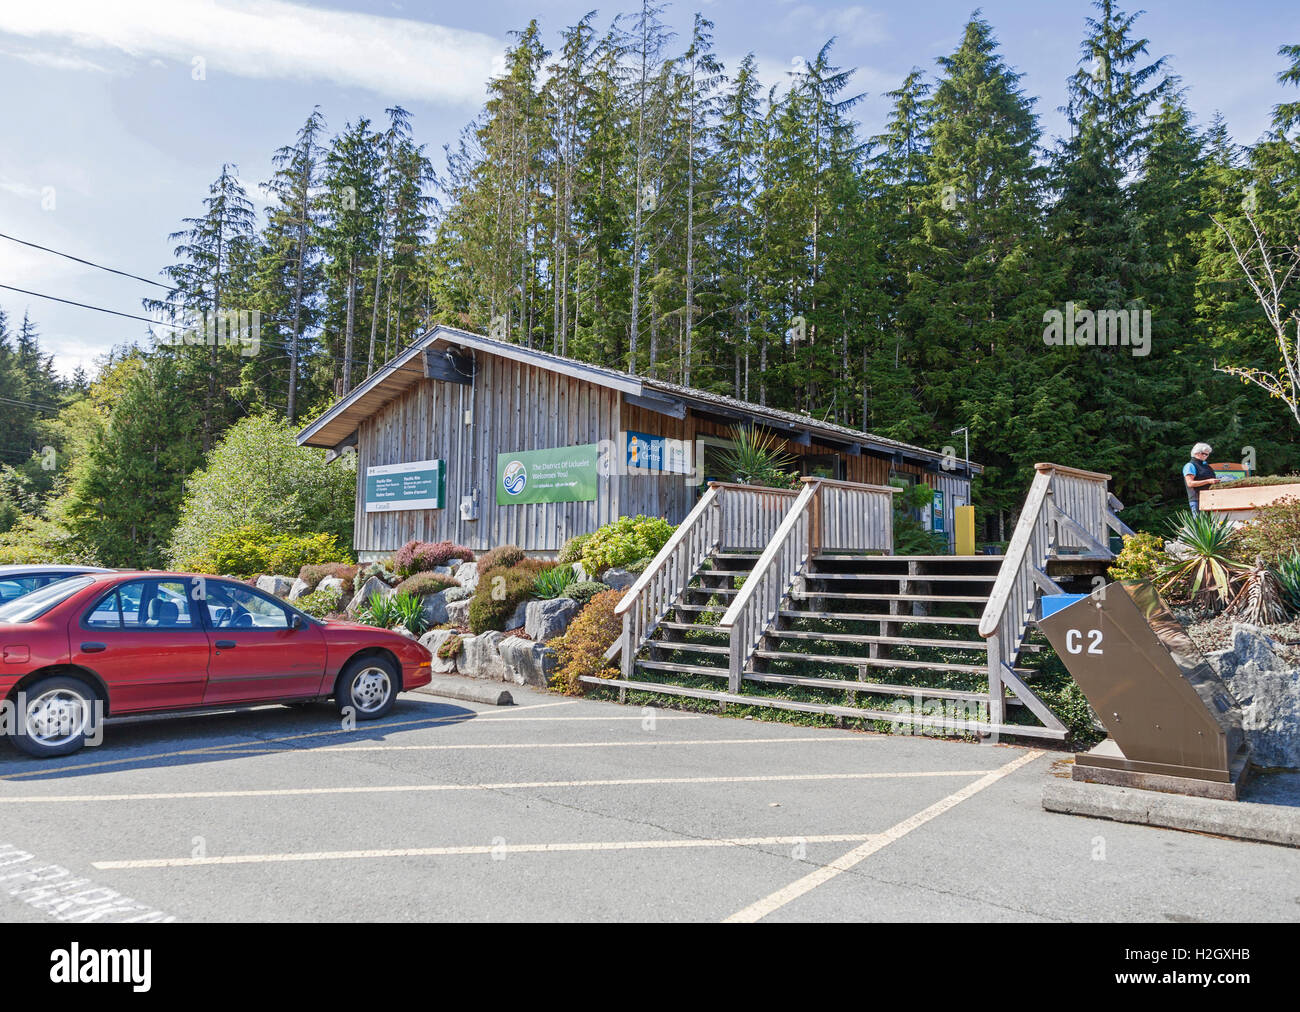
[297, 324, 978, 472]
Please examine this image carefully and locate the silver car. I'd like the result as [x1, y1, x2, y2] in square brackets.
[0, 564, 112, 606]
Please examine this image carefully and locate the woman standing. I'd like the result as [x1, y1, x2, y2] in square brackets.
[1182, 443, 1219, 514]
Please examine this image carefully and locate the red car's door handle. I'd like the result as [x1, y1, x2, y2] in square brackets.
[215, 640, 237, 649]
[81, 642, 107, 653]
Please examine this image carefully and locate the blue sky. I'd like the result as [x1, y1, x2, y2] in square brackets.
[0, 0, 1294, 377]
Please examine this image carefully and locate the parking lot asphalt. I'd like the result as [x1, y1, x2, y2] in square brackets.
[1, 685, 1298, 923]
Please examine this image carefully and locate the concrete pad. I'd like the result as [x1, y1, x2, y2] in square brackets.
[1042, 778, 1300, 847]
[411, 676, 513, 707]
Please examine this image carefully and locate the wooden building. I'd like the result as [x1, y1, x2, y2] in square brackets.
[297, 325, 980, 560]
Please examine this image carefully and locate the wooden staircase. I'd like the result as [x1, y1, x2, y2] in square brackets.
[594, 465, 1128, 741]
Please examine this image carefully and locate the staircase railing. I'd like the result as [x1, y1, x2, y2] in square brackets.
[813, 478, 897, 553]
[978, 462, 1117, 729]
[612, 482, 800, 677]
[718, 480, 821, 692]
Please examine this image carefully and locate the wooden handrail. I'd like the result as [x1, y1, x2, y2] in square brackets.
[614, 484, 720, 616]
[978, 469, 1054, 639]
[719, 480, 821, 629]
[1034, 462, 1112, 482]
[798, 476, 900, 496]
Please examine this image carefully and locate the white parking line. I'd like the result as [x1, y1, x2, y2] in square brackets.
[1, 768, 993, 804]
[201, 735, 879, 755]
[723, 749, 1044, 923]
[93, 834, 877, 869]
[0, 844, 174, 922]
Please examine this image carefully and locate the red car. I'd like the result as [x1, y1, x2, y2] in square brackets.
[0, 572, 433, 758]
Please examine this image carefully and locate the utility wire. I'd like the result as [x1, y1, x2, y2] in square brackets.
[0, 232, 171, 289]
[0, 284, 186, 329]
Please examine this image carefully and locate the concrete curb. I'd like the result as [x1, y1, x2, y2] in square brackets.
[1043, 778, 1300, 847]
[412, 676, 514, 707]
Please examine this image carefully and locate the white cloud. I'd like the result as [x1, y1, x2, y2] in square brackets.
[0, 0, 502, 105]
[0, 46, 108, 73]
[784, 4, 889, 49]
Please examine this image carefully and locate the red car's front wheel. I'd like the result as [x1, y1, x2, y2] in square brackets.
[9, 675, 100, 758]
[335, 656, 398, 720]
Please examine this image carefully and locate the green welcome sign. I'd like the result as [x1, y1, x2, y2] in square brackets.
[365, 459, 446, 512]
[497, 445, 600, 505]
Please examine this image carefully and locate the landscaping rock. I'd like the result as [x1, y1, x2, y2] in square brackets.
[507, 599, 531, 631]
[445, 596, 472, 627]
[420, 590, 451, 627]
[287, 577, 310, 601]
[525, 597, 579, 642]
[392, 625, 416, 640]
[457, 631, 506, 681]
[498, 637, 557, 688]
[1210, 623, 1300, 769]
[346, 575, 392, 617]
[573, 562, 591, 583]
[433, 565, 455, 577]
[418, 629, 459, 674]
[600, 567, 637, 591]
[446, 558, 464, 569]
[454, 561, 479, 590]
[256, 575, 295, 599]
[318, 575, 348, 596]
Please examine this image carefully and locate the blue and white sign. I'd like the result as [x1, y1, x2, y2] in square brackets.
[625, 431, 691, 474]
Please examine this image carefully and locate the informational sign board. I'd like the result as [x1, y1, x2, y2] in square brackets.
[931, 489, 946, 532]
[625, 430, 692, 474]
[1209, 463, 1250, 482]
[497, 445, 600, 505]
[365, 459, 445, 513]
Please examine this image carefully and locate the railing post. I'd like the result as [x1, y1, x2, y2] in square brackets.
[986, 632, 1005, 730]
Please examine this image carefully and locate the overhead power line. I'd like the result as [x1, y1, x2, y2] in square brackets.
[0, 283, 185, 329]
[0, 231, 171, 290]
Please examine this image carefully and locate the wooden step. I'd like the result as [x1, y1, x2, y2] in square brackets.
[769, 628, 987, 650]
[742, 671, 1022, 706]
[638, 659, 729, 678]
[685, 585, 740, 596]
[658, 621, 729, 635]
[780, 609, 983, 626]
[755, 649, 988, 675]
[792, 590, 988, 604]
[804, 572, 997, 583]
[579, 676, 1065, 740]
[815, 554, 1005, 563]
[652, 640, 730, 656]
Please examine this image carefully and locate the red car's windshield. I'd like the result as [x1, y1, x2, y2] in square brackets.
[0, 576, 94, 624]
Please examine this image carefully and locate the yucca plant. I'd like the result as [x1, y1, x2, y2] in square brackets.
[1226, 555, 1290, 625]
[719, 425, 799, 489]
[390, 591, 429, 635]
[1157, 510, 1247, 608]
[533, 564, 577, 600]
[1274, 550, 1300, 614]
[357, 592, 406, 630]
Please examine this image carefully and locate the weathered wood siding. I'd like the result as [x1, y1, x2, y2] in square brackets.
[355, 355, 621, 554]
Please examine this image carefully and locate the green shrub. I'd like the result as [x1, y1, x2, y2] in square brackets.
[183, 523, 351, 578]
[356, 591, 424, 631]
[579, 515, 674, 576]
[468, 559, 553, 633]
[550, 589, 623, 695]
[892, 483, 947, 556]
[353, 560, 398, 592]
[533, 564, 577, 599]
[1238, 496, 1300, 567]
[1217, 474, 1300, 489]
[392, 572, 460, 598]
[716, 424, 800, 489]
[561, 580, 607, 606]
[297, 562, 358, 594]
[1275, 550, 1300, 613]
[478, 544, 527, 573]
[392, 540, 475, 577]
[1108, 532, 1167, 581]
[558, 532, 593, 564]
[296, 585, 344, 619]
[436, 633, 464, 660]
[167, 413, 356, 569]
[625, 556, 653, 575]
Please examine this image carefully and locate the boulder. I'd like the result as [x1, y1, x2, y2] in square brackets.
[391, 625, 416, 640]
[457, 631, 506, 681]
[1210, 623, 1300, 769]
[420, 590, 451, 627]
[572, 562, 591, 583]
[318, 575, 349, 596]
[600, 567, 637, 591]
[1164, 539, 1194, 562]
[525, 597, 579, 642]
[287, 577, 310, 601]
[445, 596, 472, 627]
[498, 637, 557, 688]
[454, 561, 479, 591]
[256, 575, 295, 599]
[506, 599, 531, 631]
[418, 629, 459, 674]
[433, 565, 455, 577]
[346, 575, 392, 617]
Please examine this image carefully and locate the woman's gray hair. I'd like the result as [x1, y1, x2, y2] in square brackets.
[1191, 442, 1212, 456]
